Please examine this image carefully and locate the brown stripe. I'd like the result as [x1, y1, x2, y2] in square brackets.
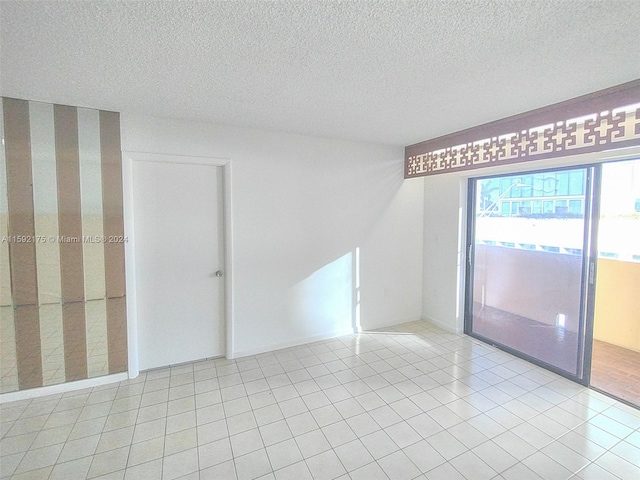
[100, 111, 126, 297]
[100, 111, 128, 373]
[106, 296, 127, 373]
[4, 98, 39, 306]
[14, 306, 43, 389]
[54, 104, 88, 381]
[62, 302, 87, 381]
[3, 98, 43, 389]
[55, 105, 85, 303]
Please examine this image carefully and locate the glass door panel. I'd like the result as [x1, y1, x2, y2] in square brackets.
[591, 159, 640, 406]
[466, 167, 591, 378]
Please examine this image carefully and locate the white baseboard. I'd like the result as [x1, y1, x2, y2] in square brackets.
[233, 315, 433, 359]
[0, 372, 129, 404]
[422, 315, 461, 334]
[232, 328, 355, 359]
[359, 315, 423, 332]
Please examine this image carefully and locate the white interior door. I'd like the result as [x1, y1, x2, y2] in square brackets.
[133, 158, 224, 371]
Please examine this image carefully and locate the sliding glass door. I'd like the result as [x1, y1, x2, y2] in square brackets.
[465, 166, 594, 380]
[591, 159, 640, 407]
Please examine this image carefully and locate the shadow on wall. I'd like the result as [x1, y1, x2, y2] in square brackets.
[286, 248, 361, 340]
[278, 155, 411, 342]
[233, 147, 423, 356]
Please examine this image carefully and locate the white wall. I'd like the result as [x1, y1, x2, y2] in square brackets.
[121, 114, 424, 359]
[422, 174, 466, 333]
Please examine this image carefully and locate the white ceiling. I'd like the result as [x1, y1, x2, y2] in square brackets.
[1, 1, 639, 147]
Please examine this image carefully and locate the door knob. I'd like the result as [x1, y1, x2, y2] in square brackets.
[215, 270, 223, 277]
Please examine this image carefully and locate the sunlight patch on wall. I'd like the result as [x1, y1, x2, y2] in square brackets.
[287, 251, 355, 337]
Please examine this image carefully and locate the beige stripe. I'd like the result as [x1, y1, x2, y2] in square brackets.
[78, 108, 108, 378]
[29, 101, 62, 305]
[3, 97, 43, 389]
[0, 99, 12, 308]
[39, 303, 65, 386]
[0, 306, 18, 393]
[78, 107, 106, 300]
[86, 299, 108, 378]
[14, 305, 43, 389]
[54, 104, 88, 381]
[29, 101, 67, 386]
[100, 111, 127, 374]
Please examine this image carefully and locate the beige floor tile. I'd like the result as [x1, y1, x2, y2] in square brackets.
[166, 410, 196, 435]
[0, 451, 24, 478]
[200, 459, 237, 480]
[49, 457, 93, 480]
[14, 443, 64, 474]
[67, 417, 107, 442]
[305, 450, 346, 479]
[198, 437, 233, 469]
[6, 415, 49, 436]
[234, 448, 272, 480]
[127, 436, 165, 467]
[2, 321, 640, 480]
[0, 431, 37, 456]
[161, 447, 199, 480]
[123, 458, 162, 480]
[95, 426, 135, 454]
[57, 434, 100, 463]
[87, 445, 130, 478]
[10, 466, 53, 480]
[137, 402, 168, 424]
[164, 427, 197, 456]
[196, 418, 228, 445]
[132, 417, 166, 444]
[103, 411, 138, 433]
[167, 397, 195, 417]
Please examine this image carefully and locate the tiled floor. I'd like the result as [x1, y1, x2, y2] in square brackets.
[1, 320, 640, 480]
[591, 340, 640, 408]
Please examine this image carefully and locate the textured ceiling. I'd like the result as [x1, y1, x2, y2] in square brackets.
[1, 0, 640, 147]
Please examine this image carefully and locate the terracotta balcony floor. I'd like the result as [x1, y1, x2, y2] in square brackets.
[471, 304, 579, 375]
[591, 339, 640, 408]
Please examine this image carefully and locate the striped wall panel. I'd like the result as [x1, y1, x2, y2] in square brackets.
[0, 97, 127, 393]
[0, 102, 19, 393]
[29, 101, 65, 386]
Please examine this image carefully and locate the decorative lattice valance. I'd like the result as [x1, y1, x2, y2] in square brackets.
[405, 79, 640, 178]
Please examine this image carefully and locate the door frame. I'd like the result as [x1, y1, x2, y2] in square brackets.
[580, 163, 601, 388]
[463, 164, 600, 385]
[122, 152, 233, 378]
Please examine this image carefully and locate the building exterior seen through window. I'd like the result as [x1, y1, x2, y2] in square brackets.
[479, 169, 587, 218]
[475, 160, 640, 262]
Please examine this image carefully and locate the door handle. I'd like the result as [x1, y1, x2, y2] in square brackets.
[215, 270, 223, 277]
